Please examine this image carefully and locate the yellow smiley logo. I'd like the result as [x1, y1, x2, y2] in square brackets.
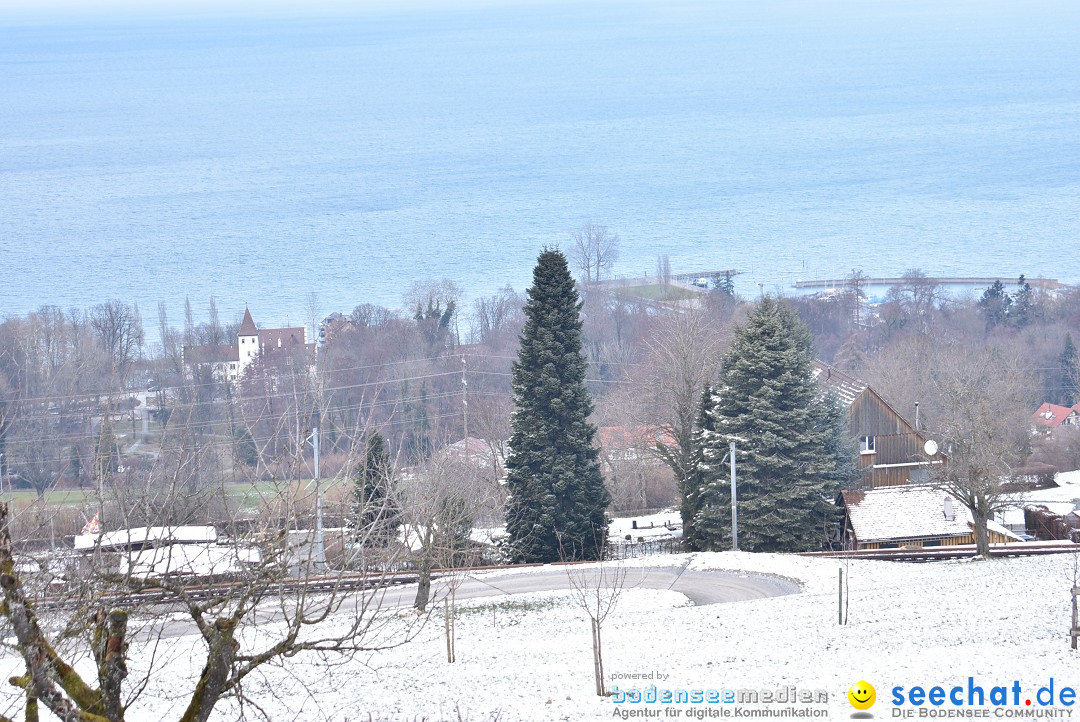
[848, 681, 876, 710]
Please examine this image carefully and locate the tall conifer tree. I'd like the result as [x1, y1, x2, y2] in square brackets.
[682, 385, 717, 551]
[505, 248, 609, 562]
[692, 297, 838, 552]
[352, 431, 399, 544]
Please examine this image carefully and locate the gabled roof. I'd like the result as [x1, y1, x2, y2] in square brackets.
[840, 486, 973, 543]
[258, 327, 307, 350]
[238, 308, 258, 337]
[1032, 402, 1080, 428]
[812, 361, 868, 407]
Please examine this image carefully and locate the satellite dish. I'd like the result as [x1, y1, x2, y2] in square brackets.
[924, 439, 939, 456]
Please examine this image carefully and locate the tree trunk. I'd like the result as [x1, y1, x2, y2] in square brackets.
[591, 618, 603, 697]
[444, 594, 456, 663]
[179, 620, 238, 722]
[596, 619, 606, 696]
[414, 558, 433, 612]
[973, 508, 991, 560]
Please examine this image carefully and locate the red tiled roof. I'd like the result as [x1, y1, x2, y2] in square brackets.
[258, 327, 307, 350]
[238, 308, 257, 337]
[1032, 402, 1080, 428]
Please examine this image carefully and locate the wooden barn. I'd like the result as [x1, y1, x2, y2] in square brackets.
[814, 361, 945, 490]
[838, 486, 1022, 549]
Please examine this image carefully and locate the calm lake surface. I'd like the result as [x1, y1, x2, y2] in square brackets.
[2, 0, 1078, 332]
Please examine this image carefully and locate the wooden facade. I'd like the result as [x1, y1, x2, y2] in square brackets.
[816, 363, 945, 489]
[855, 529, 1016, 550]
[837, 487, 1020, 550]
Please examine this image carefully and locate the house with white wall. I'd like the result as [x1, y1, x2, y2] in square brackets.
[183, 308, 314, 383]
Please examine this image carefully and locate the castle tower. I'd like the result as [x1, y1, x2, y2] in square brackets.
[237, 307, 260, 375]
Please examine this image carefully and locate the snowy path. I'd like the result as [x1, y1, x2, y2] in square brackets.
[398, 564, 800, 607]
[42, 552, 1080, 721]
[146, 564, 799, 640]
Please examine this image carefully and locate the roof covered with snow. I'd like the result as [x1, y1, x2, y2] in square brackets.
[812, 361, 868, 407]
[120, 543, 260, 579]
[75, 525, 218, 551]
[842, 486, 976, 543]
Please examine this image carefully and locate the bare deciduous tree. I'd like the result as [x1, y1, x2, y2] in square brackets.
[928, 344, 1034, 559]
[570, 222, 620, 285]
[400, 454, 489, 614]
[655, 254, 671, 291]
[564, 555, 627, 697]
[471, 286, 524, 350]
[0, 394, 425, 721]
[640, 308, 728, 533]
[89, 301, 144, 388]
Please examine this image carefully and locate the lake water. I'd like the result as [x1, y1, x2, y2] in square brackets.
[2, 0, 1078, 334]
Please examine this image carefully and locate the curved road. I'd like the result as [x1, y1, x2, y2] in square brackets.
[148, 565, 799, 639]
[374, 564, 800, 608]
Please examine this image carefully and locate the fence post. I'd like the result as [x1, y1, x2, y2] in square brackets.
[838, 568, 845, 625]
[1072, 586, 1078, 651]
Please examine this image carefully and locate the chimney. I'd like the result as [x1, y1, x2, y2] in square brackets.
[943, 497, 954, 521]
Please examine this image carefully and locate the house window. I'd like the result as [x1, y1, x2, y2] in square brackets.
[860, 435, 876, 454]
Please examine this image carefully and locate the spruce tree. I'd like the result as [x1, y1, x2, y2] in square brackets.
[818, 390, 861, 491]
[1011, 274, 1035, 329]
[1060, 334, 1078, 405]
[692, 297, 838, 552]
[977, 280, 1012, 329]
[352, 432, 399, 545]
[682, 385, 717, 552]
[505, 248, 610, 563]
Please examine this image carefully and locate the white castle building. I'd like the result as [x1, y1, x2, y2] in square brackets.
[183, 308, 314, 382]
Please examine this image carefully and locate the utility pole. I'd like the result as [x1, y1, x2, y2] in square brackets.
[461, 355, 468, 445]
[311, 411, 325, 571]
[730, 441, 738, 552]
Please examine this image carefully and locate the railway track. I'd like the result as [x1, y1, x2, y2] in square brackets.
[35, 569, 428, 610]
[802, 540, 1079, 562]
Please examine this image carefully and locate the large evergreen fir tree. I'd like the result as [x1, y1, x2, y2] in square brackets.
[681, 385, 717, 552]
[818, 389, 862, 492]
[691, 297, 840, 552]
[504, 248, 610, 562]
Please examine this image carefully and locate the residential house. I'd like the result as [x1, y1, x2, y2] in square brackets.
[597, 426, 674, 463]
[837, 485, 1022, 549]
[443, 436, 505, 481]
[814, 361, 944, 489]
[1031, 402, 1080, 433]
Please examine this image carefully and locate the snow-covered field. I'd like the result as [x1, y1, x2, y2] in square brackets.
[46, 549, 1075, 721]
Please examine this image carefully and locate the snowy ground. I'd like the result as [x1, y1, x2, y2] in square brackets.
[6, 549, 1071, 721]
[1003, 471, 1080, 526]
[609, 509, 682, 541]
